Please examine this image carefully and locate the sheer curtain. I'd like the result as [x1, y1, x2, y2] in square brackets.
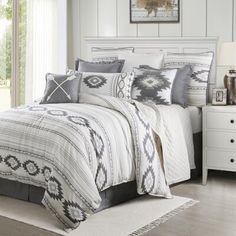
[25, 0, 67, 103]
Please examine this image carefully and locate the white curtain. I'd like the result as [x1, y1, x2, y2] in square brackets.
[25, 0, 67, 103]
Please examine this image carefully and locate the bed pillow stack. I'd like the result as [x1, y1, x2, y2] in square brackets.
[164, 52, 214, 107]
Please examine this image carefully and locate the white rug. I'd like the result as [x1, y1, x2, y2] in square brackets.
[0, 195, 197, 236]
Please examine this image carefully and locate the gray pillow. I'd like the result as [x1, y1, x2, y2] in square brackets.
[132, 68, 177, 105]
[139, 65, 192, 107]
[75, 58, 125, 73]
[40, 73, 81, 104]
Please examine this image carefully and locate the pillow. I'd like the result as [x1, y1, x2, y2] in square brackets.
[118, 53, 164, 72]
[164, 52, 214, 107]
[91, 47, 134, 62]
[79, 72, 135, 99]
[131, 68, 177, 105]
[40, 72, 81, 104]
[75, 58, 125, 73]
[139, 65, 192, 107]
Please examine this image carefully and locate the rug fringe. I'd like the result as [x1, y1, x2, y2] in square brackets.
[129, 199, 198, 236]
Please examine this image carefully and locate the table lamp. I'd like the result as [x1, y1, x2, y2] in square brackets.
[219, 42, 236, 105]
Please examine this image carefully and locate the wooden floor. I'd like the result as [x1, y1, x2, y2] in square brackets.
[1, 171, 236, 236]
[145, 171, 236, 236]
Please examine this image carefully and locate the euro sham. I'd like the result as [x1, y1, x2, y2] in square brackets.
[164, 52, 214, 107]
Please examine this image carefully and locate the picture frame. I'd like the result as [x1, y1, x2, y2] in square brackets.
[212, 88, 227, 106]
[130, 0, 180, 23]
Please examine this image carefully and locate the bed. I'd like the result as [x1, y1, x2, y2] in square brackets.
[0, 37, 217, 230]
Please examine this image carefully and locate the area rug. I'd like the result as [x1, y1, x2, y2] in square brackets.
[0, 195, 197, 236]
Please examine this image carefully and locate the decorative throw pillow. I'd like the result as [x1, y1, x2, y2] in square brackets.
[164, 52, 214, 107]
[118, 53, 164, 72]
[79, 72, 135, 99]
[75, 58, 125, 73]
[139, 65, 192, 107]
[40, 72, 81, 104]
[132, 68, 177, 105]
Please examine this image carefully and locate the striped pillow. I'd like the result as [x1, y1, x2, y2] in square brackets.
[164, 52, 214, 107]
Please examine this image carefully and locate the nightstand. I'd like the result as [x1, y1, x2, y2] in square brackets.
[202, 105, 236, 185]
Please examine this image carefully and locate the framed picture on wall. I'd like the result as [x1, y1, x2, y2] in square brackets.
[130, 0, 180, 23]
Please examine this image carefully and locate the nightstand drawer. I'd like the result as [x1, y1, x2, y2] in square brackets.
[207, 131, 236, 149]
[207, 112, 236, 130]
[207, 150, 236, 170]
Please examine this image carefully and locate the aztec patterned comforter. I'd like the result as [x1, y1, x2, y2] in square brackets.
[0, 94, 191, 230]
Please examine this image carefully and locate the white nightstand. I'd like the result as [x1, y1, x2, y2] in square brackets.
[202, 105, 236, 185]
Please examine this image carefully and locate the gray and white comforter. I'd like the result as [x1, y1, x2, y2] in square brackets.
[0, 94, 174, 230]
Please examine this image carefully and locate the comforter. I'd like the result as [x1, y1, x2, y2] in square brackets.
[0, 94, 176, 230]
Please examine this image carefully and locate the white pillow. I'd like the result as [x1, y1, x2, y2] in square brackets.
[118, 53, 164, 72]
[91, 47, 134, 62]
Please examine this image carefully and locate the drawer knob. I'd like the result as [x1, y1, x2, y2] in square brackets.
[231, 159, 235, 163]
[231, 119, 235, 124]
[231, 139, 235, 143]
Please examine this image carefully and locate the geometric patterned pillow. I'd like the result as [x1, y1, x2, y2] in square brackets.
[40, 72, 81, 104]
[132, 68, 177, 105]
[164, 52, 214, 107]
[79, 72, 135, 99]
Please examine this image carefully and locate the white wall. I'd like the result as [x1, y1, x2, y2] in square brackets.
[68, 0, 236, 87]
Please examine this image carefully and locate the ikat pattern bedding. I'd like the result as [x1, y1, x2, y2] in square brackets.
[0, 94, 192, 231]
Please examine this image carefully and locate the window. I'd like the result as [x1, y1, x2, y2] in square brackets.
[0, 0, 67, 111]
[0, 0, 13, 111]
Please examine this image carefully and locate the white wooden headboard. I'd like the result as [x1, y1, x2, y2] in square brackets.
[85, 37, 218, 98]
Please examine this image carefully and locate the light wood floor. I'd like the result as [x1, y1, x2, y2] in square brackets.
[1, 171, 236, 236]
[145, 171, 236, 236]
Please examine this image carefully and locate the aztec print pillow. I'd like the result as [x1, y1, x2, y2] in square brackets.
[164, 52, 214, 107]
[139, 65, 192, 107]
[132, 68, 177, 105]
[40, 72, 81, 104]
[75, 58, 125, 73]
[79, 72, 135, 99]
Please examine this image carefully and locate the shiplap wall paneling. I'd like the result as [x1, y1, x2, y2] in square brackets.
[80, 0, 98, 58]
[182, 0, 206, 36]
[234, 0, 236, 41]
[137, 24, 159, 37]
[207, 0, 233, 86]
[98, 0, 117, 37]
[207, 0, 233, 43]
[67, 0, 80, 68]
[117, 0, 137, 36]
[159, 0, 182, 36]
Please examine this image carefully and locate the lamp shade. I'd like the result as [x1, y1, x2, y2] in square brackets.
[219, 42, 236, 67]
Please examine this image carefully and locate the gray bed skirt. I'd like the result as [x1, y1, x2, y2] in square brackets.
[0, 178, 138, 212]
[0, 132, 202, 210]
